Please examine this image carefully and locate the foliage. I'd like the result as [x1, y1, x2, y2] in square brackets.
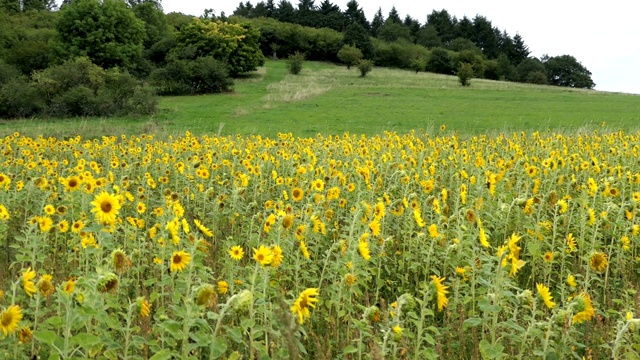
[0, 76, 43, 118]
[377, 22, 412, 43]
[373, 39, 429, 69]
[53, 0, 145, 72]
[286, 51, 305, 75]
[150, 56, 233, 95]
[409, 56, 427, 73]
[427, 47, 455, 75]
[455, 50, 485, 77]
[0, 11, 57, 75]
[336, 44, 362, 69]
[174, 18, 265, 76]
[457, 62, 474, 86]
[356, 59, 373, 77]
[544, 54, 595, 89]
[342, 22, 374, 59]
[517, 57, 548, 84]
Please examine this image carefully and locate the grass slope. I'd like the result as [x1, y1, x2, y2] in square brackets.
[2, 60, 639, 138]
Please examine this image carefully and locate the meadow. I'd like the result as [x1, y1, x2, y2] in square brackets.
[1, 60, 639, 139]
[1, 62, 640, 359]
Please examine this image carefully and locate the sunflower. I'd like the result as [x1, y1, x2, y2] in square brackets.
[71, 220, 84, 233]
[295, 225, 307, 241]
[358, 238, 371, 261]
[572, 293, 595, 324]
[136, 202, 146, 214]
[344, 273, 357, 287]
[590, 252, 608, 273]
[253, 245, 273, 266]
[43, 204, 55, 215]
[111, 249, 132, 273]
[431, 275, 449, 311]
[299, 240, 310, 259]
[271, 245, 284, 267]
[22, 268, 37, 297]
[194, 219, 213, 237]
[90, 191, 121, 225]
[291, 187, 304, 202]
[543, 251, 554, 263]
[18, 326, 32, 344]
[62, 278, 76, 294]
[0, 305, 23, 336]
[170, 250, 191, 272]
[63, 176, 81, 192]
[291, 288, 319, 325]
[196, 284, 215, 306]
[138, 297, 151, 318]
[369, 219, 381, 237]
[479, 227, 490, 248]
[0, 204, 9, 220]
[567, 274, 577, 288]
[536, 283, 556, 309]
[428, 224, 439, 239]
[38, 274, 55, 298]
[217, 280, 229, 295]
[229, 245, 244, 261]
[282, 215, 294, 230]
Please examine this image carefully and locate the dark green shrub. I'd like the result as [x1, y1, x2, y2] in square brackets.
[51, 86, 101, 117]
[0, 77, 43, 118]
[357, 59, 373, 77]
[427, 47, 455, 75]
[409, 56, 427, 73]
[150, 56, 233, 95]
[337, 44, 362, 69]
[457, 62, 474, 86]
[287, 51, 305, 75]
[0, 60, 21, 85]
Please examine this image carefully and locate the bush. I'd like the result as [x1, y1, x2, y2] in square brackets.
[337, 44, 362, 70]
[0, 60, 21, 85]
[0, 77, 43, 118]
[150, 56, 233, 95]
[287, 51, 305, 75]
[457, 62, 474, 86]
[409, 56, 427, 73]
[427, 47, 455, 75]
[357, 59, 373, 77]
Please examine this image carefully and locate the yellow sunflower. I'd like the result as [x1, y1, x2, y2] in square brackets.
[37, 274, 55, 298]
[170, 250, 191, 272]
[590, 252, 608, 273]
[253, 245, 273, 266]
[228, 245, 244, 261]
[90, 191, 121, 225]
[271, 245, 284, 267]
[536, 283, 556, 309]
[291, 288, 319, 324]
[291, 187, 304, 202]
[431, 275, 449, 311]
[138, 297, 151, 318]
[63, 176, 82, 192]
[572, 292, 595, 324]
[22, 268, 37, 297]
[0, 305, 23, 336]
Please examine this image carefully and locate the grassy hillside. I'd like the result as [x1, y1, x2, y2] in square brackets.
[2, 60, 639, 138]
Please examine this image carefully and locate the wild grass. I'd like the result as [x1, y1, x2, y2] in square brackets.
[1, 60, 638, 139]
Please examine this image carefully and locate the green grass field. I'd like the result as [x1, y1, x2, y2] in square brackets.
[2, 60, 639, 138]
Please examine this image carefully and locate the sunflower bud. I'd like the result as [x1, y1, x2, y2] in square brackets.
[196, 284, 215, 306]
[230, 289, 253, 313]
[97, 273, 119, 293]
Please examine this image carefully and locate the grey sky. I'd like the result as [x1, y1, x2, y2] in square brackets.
[162, 0, 640, 94]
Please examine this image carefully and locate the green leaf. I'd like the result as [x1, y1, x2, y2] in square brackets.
[148, 349, 174, 360]
[463, 317, 484, 328]
[478, 298, 501, 314]
[343, 345, 358, 354]
[479, 339, 505, 359]
[73, 333, 102, 349]
[34, 330, 60, 346]
[210, 338, 227, 359]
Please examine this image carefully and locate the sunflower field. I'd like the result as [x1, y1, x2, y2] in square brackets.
[1, 129, 640, 359]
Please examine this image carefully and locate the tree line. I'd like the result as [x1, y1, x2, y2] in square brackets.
[0, 0, 595, 119]
[232, 0, 595, 89]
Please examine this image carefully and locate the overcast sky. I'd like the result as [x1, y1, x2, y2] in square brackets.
[161, 0, 640, 94]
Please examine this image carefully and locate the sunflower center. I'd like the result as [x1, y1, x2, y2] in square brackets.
[69, 179, 78, 188]
[100, 201, 112, 213]
[173, 255, 182, 264]
[257, 254, 264, 261]
[300, 298, 308, 309]
[1, 312, 12, 327]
